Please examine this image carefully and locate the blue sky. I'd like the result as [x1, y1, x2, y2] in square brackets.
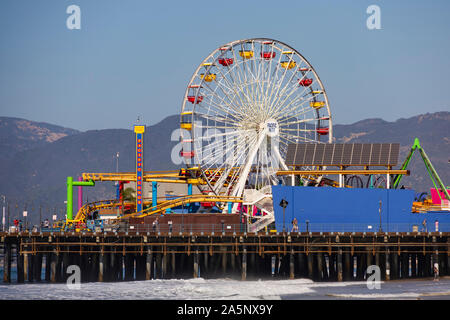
[0, 0, 449, 131]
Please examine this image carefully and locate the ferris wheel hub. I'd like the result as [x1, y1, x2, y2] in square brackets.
[265, 119, 279, 138]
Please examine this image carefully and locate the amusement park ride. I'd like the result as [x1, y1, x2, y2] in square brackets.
[56, 38, 448, 232]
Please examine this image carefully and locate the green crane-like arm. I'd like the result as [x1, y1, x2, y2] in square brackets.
[66, 176, 95, 221]
[393, 138, 449, 202]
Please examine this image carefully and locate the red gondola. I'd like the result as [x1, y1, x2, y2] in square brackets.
[218, 58, 234, 66]
[261, 52, 276, 60]
[180, 150, 195, 158]
[187, 96, 203, 104]
[299, 78, 313, 87]
[316, 127, 329, 135]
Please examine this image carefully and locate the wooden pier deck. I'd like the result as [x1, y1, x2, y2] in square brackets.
[2, 231, 449, 283]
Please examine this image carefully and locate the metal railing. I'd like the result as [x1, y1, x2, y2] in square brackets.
[270, 222, 450, 233]
[119, 223, 246, 234]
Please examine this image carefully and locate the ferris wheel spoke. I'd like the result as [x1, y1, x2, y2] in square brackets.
[265, 52, 295, 113]
[279, 132, 319, 144]
[267, 66, 300, 116]
[272, 91, 319, 120]
[269, 70, 315, 117]
[201, 82, 249, 120]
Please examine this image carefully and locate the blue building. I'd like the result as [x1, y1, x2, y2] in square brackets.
[271, 186, 450, 232]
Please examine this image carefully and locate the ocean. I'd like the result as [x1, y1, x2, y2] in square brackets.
[0, 276, 449, 300]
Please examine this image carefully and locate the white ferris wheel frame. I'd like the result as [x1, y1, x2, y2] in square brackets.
[180, 38, 333, 202]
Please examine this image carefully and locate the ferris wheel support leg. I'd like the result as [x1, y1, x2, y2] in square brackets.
[232, 129, 268, 198]
[273, 144, 295, 186]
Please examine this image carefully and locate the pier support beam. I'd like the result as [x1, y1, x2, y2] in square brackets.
[337, 249, 343, 282]
[297, 252, 306, 278]
[3, 242, 11, 283]
[307, 253, 314, 280]
[317, 252, 324, 281]
[401, 252, 409, 278]
[50, 251, 60, 283]
[391, 253, 399, 280]
[344, 252, 351, 281]
[17, 248, 24, 283]
[98, 253, 105, 282]
[155, 252, 162, 279]
[44, 253, 51, 282]
[411, 253, 417, 278]
[289, 248, 295, 280]
[33, 254, 42, 282]
[221, 246, 227, 276]
[385, 249, 390, 280]
[146, 248, 153, 280]
[125, 253, 134, 281]
[328, 253, 337, 281]
[241, 247, 247, 281]
[24, 253, 29, 282]
[193, 247, 200, 278]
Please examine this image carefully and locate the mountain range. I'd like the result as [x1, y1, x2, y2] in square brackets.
[0, 112, 448, 225]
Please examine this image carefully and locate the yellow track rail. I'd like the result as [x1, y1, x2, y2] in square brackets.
[122, 194, 243, 219]
[82, 171, 203, 185]
[70, 194, 243, 224]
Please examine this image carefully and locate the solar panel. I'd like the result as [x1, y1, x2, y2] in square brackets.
[285, 143, 400, 166]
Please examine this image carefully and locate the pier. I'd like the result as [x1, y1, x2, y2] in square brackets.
[2, 230, 449, 283]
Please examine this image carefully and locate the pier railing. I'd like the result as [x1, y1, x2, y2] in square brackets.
[272, 222, 450, 233]
[5, 222, 450, 235]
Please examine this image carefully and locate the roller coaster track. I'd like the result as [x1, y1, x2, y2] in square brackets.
[71, 194, 243, 223]
[121, 194, 243, 219]
[82, 171, 204, 184]
[73, 199, 131, 222]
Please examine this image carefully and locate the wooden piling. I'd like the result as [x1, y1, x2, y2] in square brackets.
[337, 249, 343, 282]
[98, 253, 104, 282]
[3, 242, 11, 283]
[23, 253, 29, 282]
[317, 252, 324, 281]
[50, 250, 59, 283]
[344, 252, 351, 281]
[193, 247, 199, 278]
[241, 246, 247, 281]
[401, 252, 409, 278]
[155, 252, 162, 279]
[289, 248, 295, 280]
[146, 248, 152, 280]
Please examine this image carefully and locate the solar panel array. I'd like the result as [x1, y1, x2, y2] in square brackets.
[285, 143, 400, 166]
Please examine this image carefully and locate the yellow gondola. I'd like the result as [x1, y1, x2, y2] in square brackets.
[239, 50, 254, 59]
[310, 101, 325, 109]
[281, 61, 296, 69]
[312, 90, 323, 94]
[180, 123, 193, 130]
[200, 73, 217, 82]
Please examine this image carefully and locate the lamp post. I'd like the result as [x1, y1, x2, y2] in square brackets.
[23, 210, 28, 232]
[379, 200, 383, 233]
[279, 199, 288, 233]
[1, 195, 5, 232]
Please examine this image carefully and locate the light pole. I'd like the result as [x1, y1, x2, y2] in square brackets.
[379, 200, 383, 233]
[279, 199, 288, 233]
[1, 195, 5, 231]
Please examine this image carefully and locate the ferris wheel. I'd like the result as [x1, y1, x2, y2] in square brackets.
[180, 38, 332, 201]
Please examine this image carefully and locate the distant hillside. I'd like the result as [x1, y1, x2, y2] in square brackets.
[0, 112, 448, 225]
[332, 112, 450, 192]
[0, 117, 79, 160]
